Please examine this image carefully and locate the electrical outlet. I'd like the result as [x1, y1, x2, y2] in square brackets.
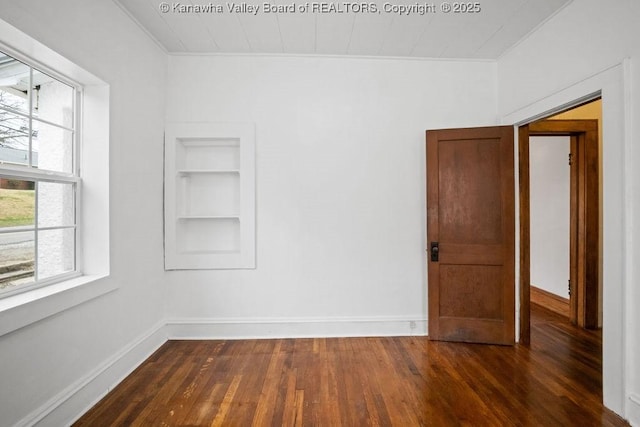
[409, 321, 417, 330]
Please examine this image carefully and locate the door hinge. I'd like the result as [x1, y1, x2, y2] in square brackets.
[568, 153, 573, 166]
[568, 279, 571, 296]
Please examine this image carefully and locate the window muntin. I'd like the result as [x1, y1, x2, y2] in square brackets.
[0, 49, 79, 297]
[32, 69, 74, 129]
[0, 52, 29, 115]
[31, 119, 74, 174]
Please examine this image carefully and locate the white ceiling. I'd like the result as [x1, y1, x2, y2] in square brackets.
[115, 0, 571, 59]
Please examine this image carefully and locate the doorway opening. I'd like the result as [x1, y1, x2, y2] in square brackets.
[529, 134, 571, 317]
[519, 98, 602, 344]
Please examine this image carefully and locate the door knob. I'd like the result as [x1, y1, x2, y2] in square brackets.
[430, 242, 439, 262]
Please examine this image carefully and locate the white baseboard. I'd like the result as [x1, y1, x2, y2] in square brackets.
[17, 321, 167, 427]
[166, 316, 428, 339]
[629, 394, 640, 427]
[14, 316, 426, 426]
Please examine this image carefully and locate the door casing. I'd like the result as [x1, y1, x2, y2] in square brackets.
[518, 119, 600, 344]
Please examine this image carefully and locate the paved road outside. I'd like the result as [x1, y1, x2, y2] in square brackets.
[0, 227, 34, 290]
[0, 229, 33, 264]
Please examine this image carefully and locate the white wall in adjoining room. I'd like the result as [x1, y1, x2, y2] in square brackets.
[529, 136, 570, 298]
[497, 0, 638, 421]
[164, 55, 498, 337]
[0, 1, 168, 425]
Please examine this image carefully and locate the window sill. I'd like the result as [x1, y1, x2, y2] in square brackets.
[0, 274, 115, 337]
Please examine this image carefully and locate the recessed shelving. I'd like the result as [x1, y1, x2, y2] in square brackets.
[164, 122, 255, 270]
[178, 172, 240, 217]
[176, 217, 240, 254]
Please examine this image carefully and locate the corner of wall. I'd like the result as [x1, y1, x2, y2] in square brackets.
[628, 394, 640, 427]
[17, 322, 167, 427]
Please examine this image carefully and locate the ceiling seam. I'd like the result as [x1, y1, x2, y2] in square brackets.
[377, 14, 396, 56]
[473, 0, 530, 58]
[314, 14, 318, 53]
[344, 15, 357, 55]
[275, 14, 285, 53]
[235, 14, 253, 51]
[111, 0, 168, 54]
[144, 0, 188, 52]
[496, 0, 575, 62]
[164, 51, 495, 63]
[190, 0, 221, 51]
[408, 13, 436, 57]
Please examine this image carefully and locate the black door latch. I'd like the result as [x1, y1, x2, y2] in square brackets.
[430, 242, 439, 262]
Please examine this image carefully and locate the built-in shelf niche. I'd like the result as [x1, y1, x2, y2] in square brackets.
[165, 123, 255, 269]
[176, 217, 240, 254]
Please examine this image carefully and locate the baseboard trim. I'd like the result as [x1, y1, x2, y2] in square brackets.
[16, 321, 167, 427]
[166, 316, 428, 339]
[12, 314, 634, 425]
[530, 285, 570, 318]
[13, 316, 427, 426]
[629, 394, 640, 427]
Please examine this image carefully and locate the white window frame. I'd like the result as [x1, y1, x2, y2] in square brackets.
[0, 18, 112, 337]
[0, 48, 83, 298]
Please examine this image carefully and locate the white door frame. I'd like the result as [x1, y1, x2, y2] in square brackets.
[502, 61, 631, 418]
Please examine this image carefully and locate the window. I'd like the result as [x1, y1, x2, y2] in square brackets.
[0, 49, 80, 297]
[0, 19, 109, 336]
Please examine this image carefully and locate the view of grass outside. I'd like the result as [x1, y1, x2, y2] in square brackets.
[1, 50, 77, 294]
[0, 188, 35, 227]
[0, 186, 36, 290]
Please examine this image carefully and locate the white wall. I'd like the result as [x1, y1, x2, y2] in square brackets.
[530, 136, 570, 298]
[2, 0, 636, 424]
[0, 1, 167, 425]
[165, 55, 497, 337]
[498, 0, 638, 422]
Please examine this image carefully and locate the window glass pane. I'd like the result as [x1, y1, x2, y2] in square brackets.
[37, 181, 75, 228]
[0, 179, 35, 228]
[32, 70, 73, 129]
[32, 119, 73, 173]
[0, 111, 31, 166]
[0, 52, 79, 294]
[0, 230, 35, 292]
[0, 179, 35, 292]
[37, 228, 74, 280]
[0, 52, 30, 114]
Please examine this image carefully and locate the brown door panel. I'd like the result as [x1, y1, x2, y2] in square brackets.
[427, 126, 515, 345]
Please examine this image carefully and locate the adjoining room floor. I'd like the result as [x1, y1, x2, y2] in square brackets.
[75, 304, 628, 426]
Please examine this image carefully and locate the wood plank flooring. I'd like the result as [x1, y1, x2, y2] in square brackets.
[74, 304, 629, 426]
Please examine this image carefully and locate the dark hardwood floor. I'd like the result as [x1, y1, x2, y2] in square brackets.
[75, 304, 629, 426]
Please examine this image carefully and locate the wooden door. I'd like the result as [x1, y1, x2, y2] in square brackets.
[426, 126, 515, 345]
